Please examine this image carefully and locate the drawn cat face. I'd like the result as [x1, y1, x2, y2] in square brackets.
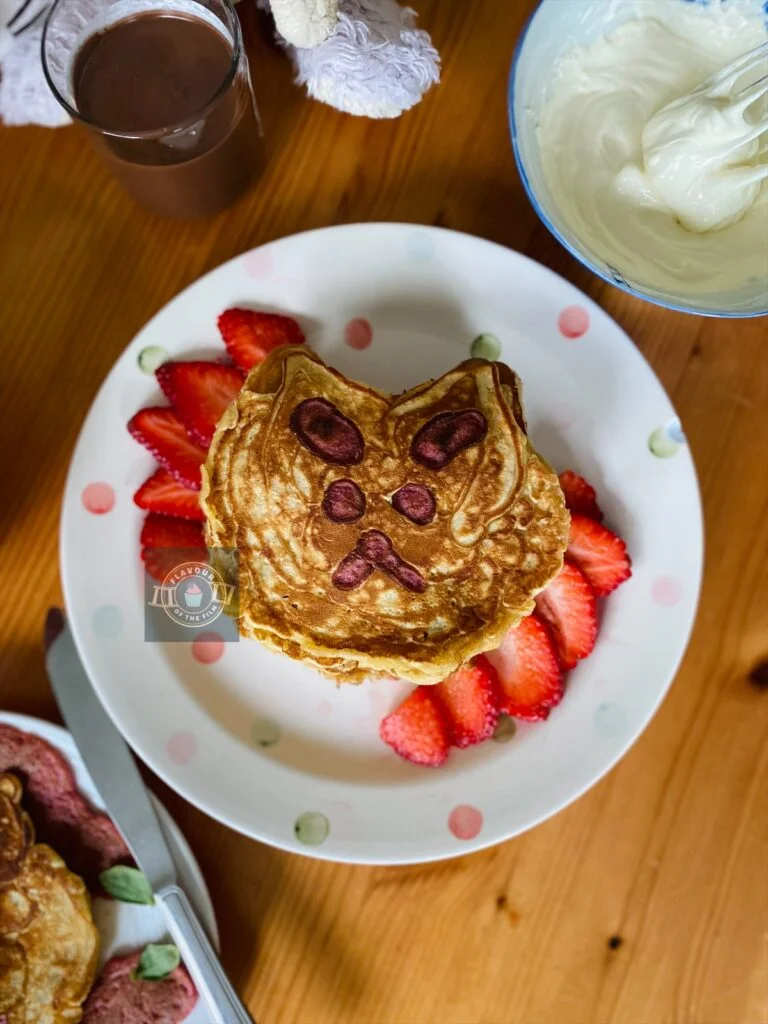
[290, 397, 489, 593]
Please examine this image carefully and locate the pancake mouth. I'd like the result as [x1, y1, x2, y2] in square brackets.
[333, 530, 426, 593]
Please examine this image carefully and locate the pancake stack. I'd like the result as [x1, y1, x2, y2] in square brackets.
[0, 772, 99, 1023]
[202, 347, 569, 684]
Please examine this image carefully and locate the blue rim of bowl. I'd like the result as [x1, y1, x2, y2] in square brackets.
[507, 3, 768, 320]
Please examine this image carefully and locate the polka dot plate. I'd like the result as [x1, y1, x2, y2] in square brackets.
[61, 224, 703, 864]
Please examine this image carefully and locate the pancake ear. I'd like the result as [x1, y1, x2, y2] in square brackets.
[392, 361, 528, 546]
[448, 363, 528, 546]
[246, 344, 320, 394]
[494, 361, 527, 435]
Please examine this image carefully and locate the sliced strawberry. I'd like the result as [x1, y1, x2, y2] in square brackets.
[140, 513, 207, 582]
[134, 469, 204, 521]
[140, 513, 205, 549]
[156, 361, 244, 447]
[434, 656, 500, 747]
[559, 470, 603, 521]
[217, 308, 305, 372]
[380, 687, 450, 767]
[567, 514, 632, 596]
[485, 615, 564, 721]
[535, 562, 597, 670]
[128, 408, 206, 489]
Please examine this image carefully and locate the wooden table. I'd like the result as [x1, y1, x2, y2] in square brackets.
[1, 2, 767, 1022]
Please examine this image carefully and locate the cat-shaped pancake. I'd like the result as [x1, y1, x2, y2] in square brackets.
[202, 347, 568, 683]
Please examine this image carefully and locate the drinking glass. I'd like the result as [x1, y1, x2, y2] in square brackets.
[42, 0, 262, 217]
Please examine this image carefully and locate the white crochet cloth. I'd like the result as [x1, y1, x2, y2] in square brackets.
[0, 0, 69, 124]
[0, 0, 438, 125]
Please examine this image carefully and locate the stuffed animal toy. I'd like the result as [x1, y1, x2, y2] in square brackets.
[260, 0, 439, 117]
[0, 0, 439, 125]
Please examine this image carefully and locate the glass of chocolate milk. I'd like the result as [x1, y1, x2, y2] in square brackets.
[42, 0, 261, 217]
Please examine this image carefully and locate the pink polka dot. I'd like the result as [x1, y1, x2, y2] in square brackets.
[166, 731, 197, 765]
[448, 804, 483, 840]
[192, 631, 224, 664]
[558, 306, 590, 339]
[344, 318, 373, 350]
[316, 700, 332, 717]
[82, 482, 115, 515]
[243, 247, 273, 279]
[652, 577, 682, 607]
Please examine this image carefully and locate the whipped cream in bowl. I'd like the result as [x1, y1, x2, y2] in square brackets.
[510, 0, 768, 316]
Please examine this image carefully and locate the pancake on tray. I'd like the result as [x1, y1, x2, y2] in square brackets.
[0, 773, 99, 1024]
[202, 347, 569, 684]
[0, 724, 131, 892]
[83, 952, 197, 1024]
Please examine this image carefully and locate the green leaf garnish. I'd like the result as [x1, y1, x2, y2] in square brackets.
[133, 943, 181, 982]
[99, 865, 154, 904]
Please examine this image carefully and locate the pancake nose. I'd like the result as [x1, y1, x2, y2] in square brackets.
[391, 483, 436, 525]
[322, 479, 366, 523]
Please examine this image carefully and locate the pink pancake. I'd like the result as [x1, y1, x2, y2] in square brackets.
[83, 952, 198, 1023]
[0, 724, 131, 890]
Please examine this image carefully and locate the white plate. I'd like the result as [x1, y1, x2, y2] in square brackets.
[61, 224, 703, 864]
[0, 711, 218, 1022]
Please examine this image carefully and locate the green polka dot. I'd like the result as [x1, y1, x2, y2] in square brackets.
[92, 605, 123, 639]
[471, 333, 501, 361]
[251, 717, 281, 748]
[138, 346, 169, 375]
[648, 427, 680, 459]
[594, 702, 628, 739]
[294, 811, 329, 846]
[492, 716, 517, 743]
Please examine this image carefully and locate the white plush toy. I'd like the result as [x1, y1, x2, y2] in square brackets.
[260, 0, 440, 118]
[0, 0, 439, 125]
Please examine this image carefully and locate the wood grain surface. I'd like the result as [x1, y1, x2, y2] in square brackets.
[1, 2, 767, 1022]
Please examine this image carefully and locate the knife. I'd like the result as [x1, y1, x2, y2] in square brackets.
[46, 619, 253, 1024]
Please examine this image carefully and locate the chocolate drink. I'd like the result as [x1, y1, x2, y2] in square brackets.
[73, 12, 260, 217]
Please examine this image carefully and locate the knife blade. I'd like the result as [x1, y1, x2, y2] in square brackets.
[46, 619, 253, 1024]
[46, 623, 178, 892]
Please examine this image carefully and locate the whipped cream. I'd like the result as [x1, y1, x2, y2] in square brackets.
[537, 0, 768, 301]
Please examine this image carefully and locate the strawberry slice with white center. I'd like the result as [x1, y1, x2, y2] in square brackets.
[558, 470, 603, 521]
[536, 562, 597, 670]
[217, 308, 305, 372]
[434, 656, 500, 747]
[485, 615, 564, 721]
[128, 407, 207, 489]
[156, 361, 244, 448]
[133, 468, 204, 521]
[380, 687, 450, 767]
[567, 514, 632, 596]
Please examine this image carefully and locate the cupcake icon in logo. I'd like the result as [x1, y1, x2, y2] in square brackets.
[184, 582, 203, 609]
[146, 557, 238, 638]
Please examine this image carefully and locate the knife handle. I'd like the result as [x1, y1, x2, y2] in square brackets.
[158, 884, 254, 1024]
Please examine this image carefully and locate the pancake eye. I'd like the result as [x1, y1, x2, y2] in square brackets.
[410, 410, 487, 470]
[290, 398, 364, 465]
